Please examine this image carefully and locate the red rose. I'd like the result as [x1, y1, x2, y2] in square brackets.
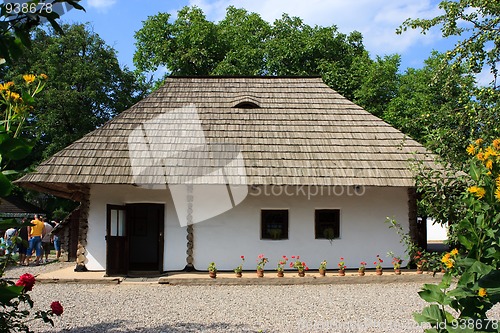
[240, 255, 244, 259]
[15, 273, 35, 292]
[50, 301, 64, 316]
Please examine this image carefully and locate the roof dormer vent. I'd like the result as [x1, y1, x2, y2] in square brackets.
[232, 95, 261, 109]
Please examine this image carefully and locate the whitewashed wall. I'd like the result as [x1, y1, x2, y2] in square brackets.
[86, 184, 410, 272]
[86, 184, 185, 271]
[193, 185, 409, 271]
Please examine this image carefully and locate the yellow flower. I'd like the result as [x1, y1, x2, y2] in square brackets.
[484, 147, 498, 159]
[477, 152, 486, 161]
[0, 81, 14, 91]
[485, 159, 493, 170]
[441, 253, 451, 263]
[39, 73, 48, 80]
[466, 144, 476, 155]
[478, 288, 487, 297]
[23, 74, 36, 84]
[7, 91, 21, 102]
[494, 139, 500, 150]
[450, 248, 458, 256]
[495, 187, 500, 202]
[445, 260, 454, 269]
[497, 176, 500, 188]
[475, 138, 483, 145]
[468, 186, 486, 199]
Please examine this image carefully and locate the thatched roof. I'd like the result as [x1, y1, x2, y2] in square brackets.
[16, 76, 435, 199]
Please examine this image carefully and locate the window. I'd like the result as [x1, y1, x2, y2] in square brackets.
[261, 210, 288, 240]
[107, 205, 126, 237]
[315, 209, 340, 240]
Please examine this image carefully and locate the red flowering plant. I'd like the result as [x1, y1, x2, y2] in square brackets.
[387, 251, 403, 270]
[359, 261, 367, 272]
[234, 255, 245, 273]
[338, 257, 346, 270]
[256, 254, 268, 271]
[289, 255, 309, 272]
[0, 270, 64, 331]
[276, 256, 288, 272]
[374, 255, 384, 269]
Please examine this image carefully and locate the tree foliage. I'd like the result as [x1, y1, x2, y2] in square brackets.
[4, 23, 147, 161]
[134, 6, 399, 109]
[0, 0, 85, 63]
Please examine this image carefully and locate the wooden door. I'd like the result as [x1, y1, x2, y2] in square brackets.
[126, 203, 164, 272]
[106, 205, 127, 275]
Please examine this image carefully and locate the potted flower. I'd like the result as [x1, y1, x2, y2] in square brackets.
[290, 255, 309, 277]
[337, 257, 346, 276]
[374, 255, 383, 275]
[276, 256, 288, 277]
[387, 251, 403, 275]
[319, 260, 327, 276]
[234, 255, 245, 277]
[256, 254, 268, 277]
[358, 261, 367, 276]
[208, 262, 217, 278]
[413, 251, 425, 274]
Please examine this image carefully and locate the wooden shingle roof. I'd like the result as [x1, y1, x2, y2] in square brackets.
[16, 76, 435, 198]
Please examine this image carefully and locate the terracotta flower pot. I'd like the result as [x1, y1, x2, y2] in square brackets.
[298, 270, 305, 277]
[277, 270, 284, 278]
[394, 269, 401, 275]
[209, 271, 217, 279]
[257, 269, 264, 278]
[338, 269, 345, 276]
[319, 269, 326, 277]
[358, 270, 365, 276]
[376, 268, 383, 275]
[235, 272, 242, 278]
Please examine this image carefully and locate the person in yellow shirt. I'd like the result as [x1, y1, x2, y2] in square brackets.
[26, 214, 45, 266]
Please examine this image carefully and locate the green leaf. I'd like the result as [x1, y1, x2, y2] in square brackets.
[478, 270, 500, 289]
[469, 162, 481, 182]
[0, 137, 33, 161]
[458, 234, 474, 250]
[419, 284, 446, 303]
[0, 285, 24, 304]
[0, 172, 13, 196]
[413, 304, 446, 325]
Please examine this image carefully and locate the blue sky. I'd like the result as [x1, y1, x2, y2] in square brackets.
[60, 0, 456, 74]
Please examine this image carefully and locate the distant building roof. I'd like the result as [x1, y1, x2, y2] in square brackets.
[0, 196, 46, 218]
[16, 76, 436, 199]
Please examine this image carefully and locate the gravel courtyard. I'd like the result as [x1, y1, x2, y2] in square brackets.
[5, 262, 500, 332]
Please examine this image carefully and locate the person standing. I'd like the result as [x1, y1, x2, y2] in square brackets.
[52, 220, 61, 260]
[17, 219, 29, 266]
[4, 227, 18, 255]
[26, 214, 45, 266]
[41, 220, 53, 263]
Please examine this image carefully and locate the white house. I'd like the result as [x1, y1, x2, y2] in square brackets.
[17, 77, 435, 275]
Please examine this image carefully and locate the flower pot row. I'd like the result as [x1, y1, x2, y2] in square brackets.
[208, 268, 424, 278]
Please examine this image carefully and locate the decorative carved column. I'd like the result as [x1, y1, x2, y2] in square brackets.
[75, 186, 90, 272]
[185, 224, 194, 271]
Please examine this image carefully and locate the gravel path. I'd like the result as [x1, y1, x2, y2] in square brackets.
[5, 263, 500, 333]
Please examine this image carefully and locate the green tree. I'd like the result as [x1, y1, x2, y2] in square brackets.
[4, 23, 147, 160]
[384, 52, 476, 166]
[134, 5, 399, 114]
[0, 0, 85, 63]
[398, 0, 500, 147]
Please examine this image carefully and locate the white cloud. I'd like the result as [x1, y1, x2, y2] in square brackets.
[188, 0, 446, 60]
[87, 0, 117, 10]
